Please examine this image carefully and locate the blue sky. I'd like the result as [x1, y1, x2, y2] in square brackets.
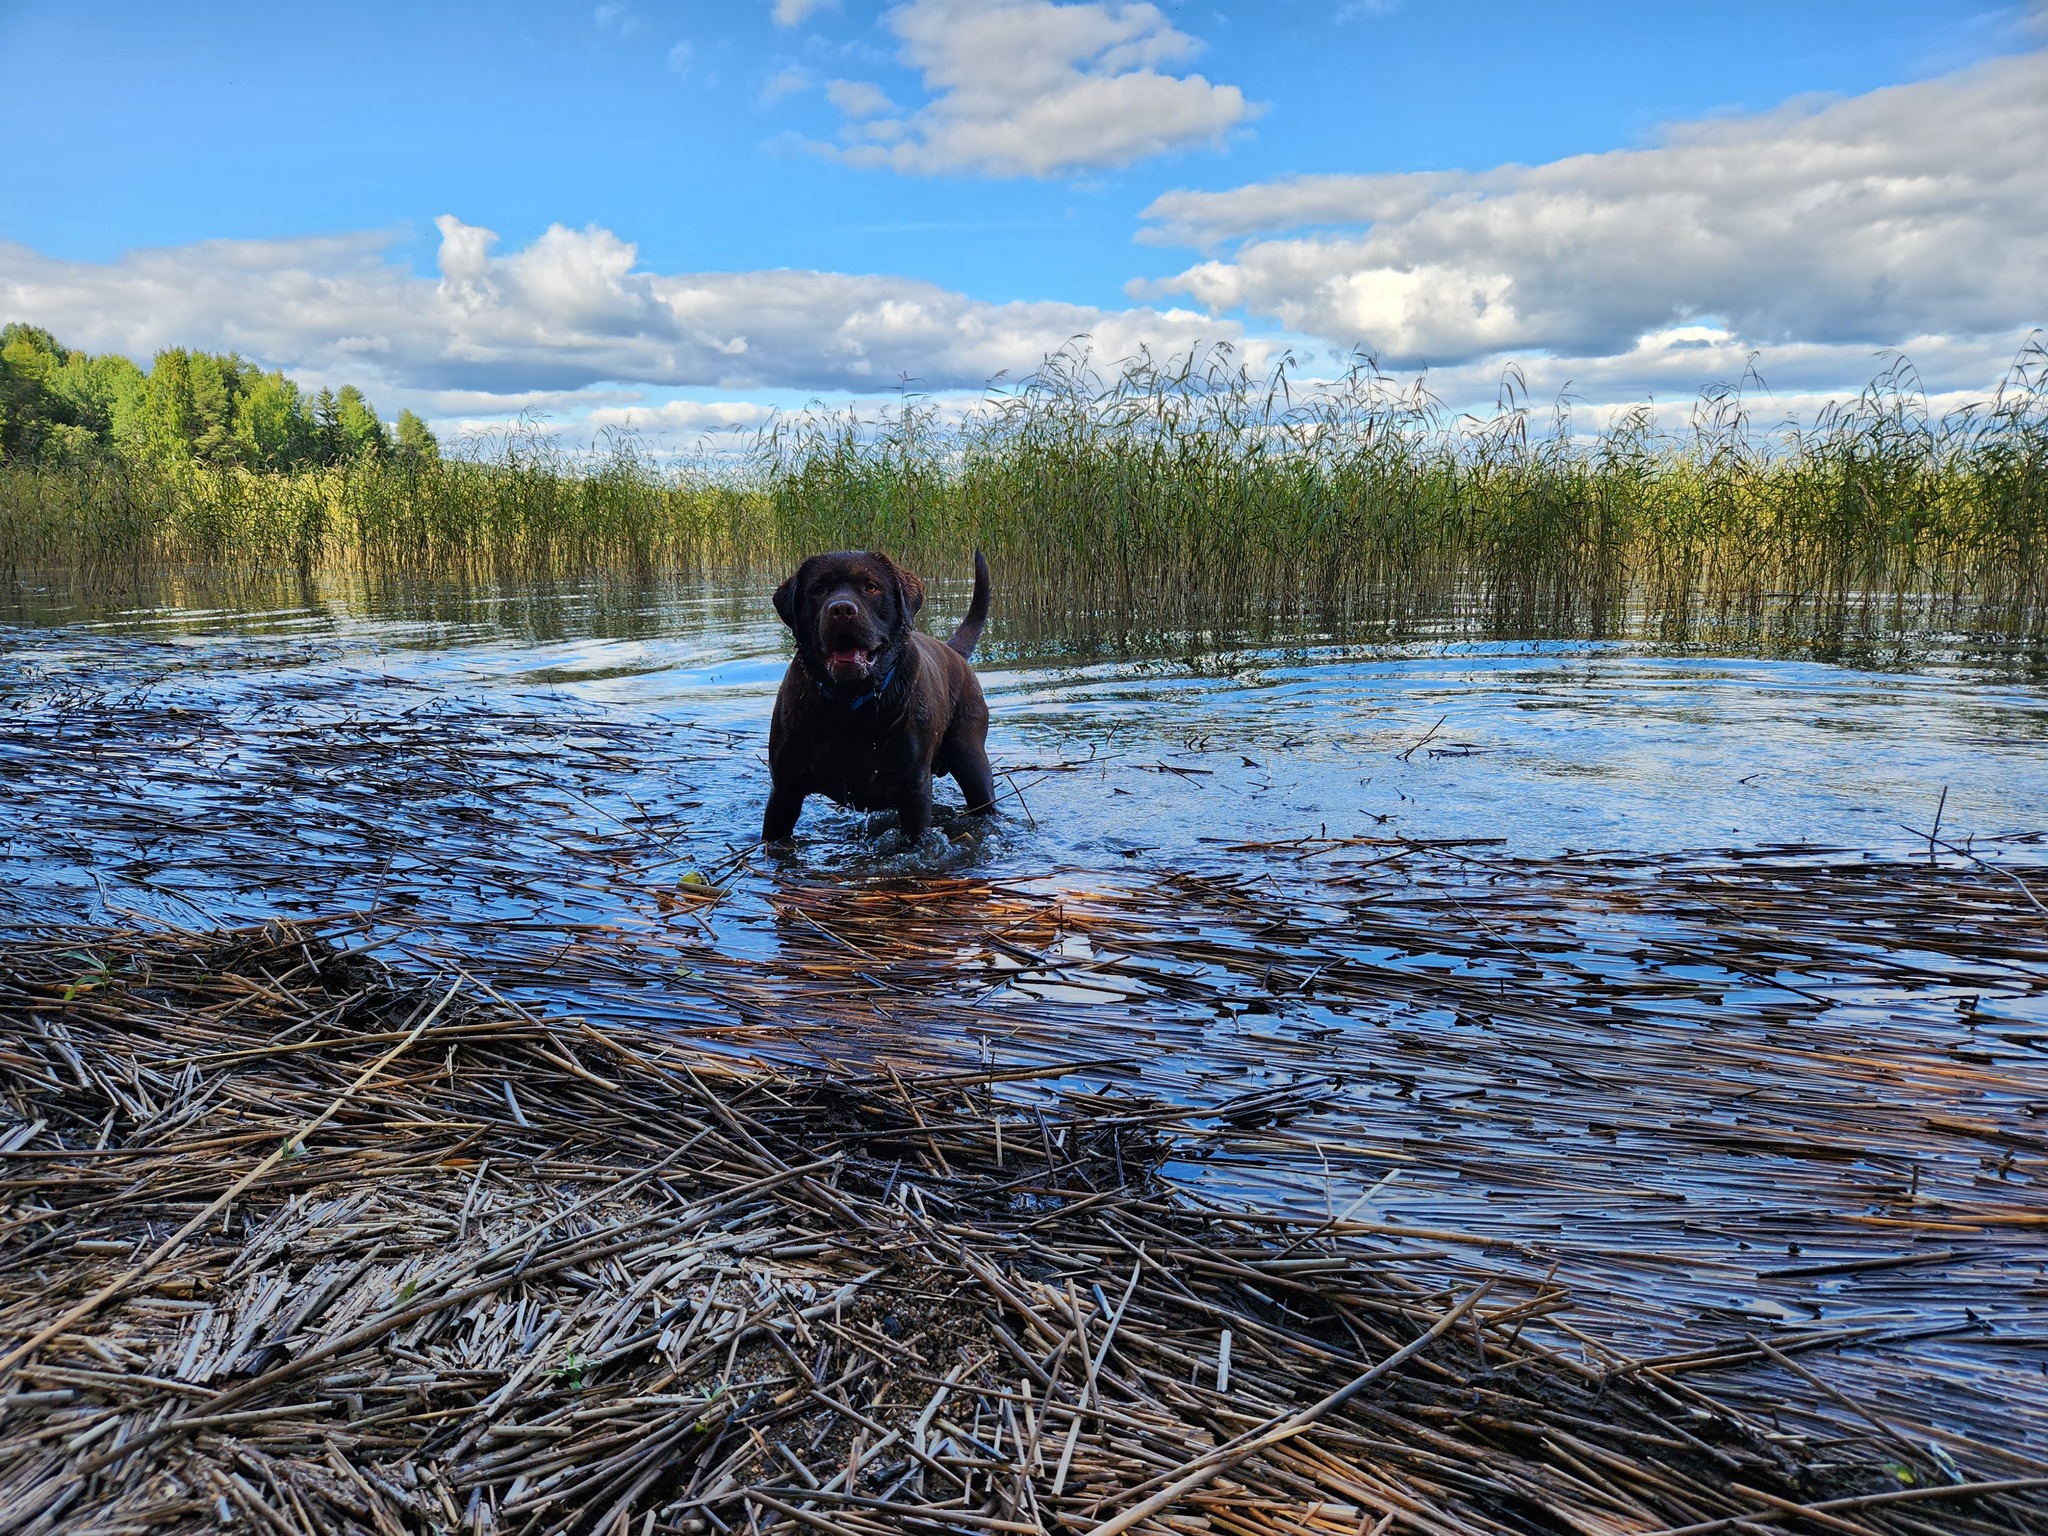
[3, 1, 2044, 444]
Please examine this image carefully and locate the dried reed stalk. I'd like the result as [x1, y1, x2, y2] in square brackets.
[5, 923, 2042, 1535]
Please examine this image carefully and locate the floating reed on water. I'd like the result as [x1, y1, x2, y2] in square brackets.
[3, 627, 2045, 1526]
[3, 922, 2046, 1536]
[4, 656, 2044, 1455]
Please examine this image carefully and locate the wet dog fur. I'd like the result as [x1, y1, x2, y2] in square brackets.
[763, 549, 995, 842]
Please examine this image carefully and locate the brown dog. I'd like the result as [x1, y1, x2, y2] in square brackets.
[763, 549, 995, 843]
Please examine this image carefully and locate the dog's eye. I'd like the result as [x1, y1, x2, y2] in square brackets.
[863, 581, 881, 595]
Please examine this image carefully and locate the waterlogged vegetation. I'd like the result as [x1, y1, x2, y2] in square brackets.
[4, 331, 2046, 644]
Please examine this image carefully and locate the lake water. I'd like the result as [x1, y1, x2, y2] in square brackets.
[4, 570, 2046, 1452]
[9, 573, 2046, 873]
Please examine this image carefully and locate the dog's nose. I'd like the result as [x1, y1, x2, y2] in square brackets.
[826, 598, 858, 621]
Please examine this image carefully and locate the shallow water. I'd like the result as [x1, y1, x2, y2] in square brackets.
[8, 572, 2047, 874]
[4, 570, 2046, 1452]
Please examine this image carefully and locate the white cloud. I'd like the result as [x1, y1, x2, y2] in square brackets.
[819, 0, 1260, 178]
[593, 2, 642, 35]
[760, 65, 812, 102]
[1397, 325, 2045, 434]
[586, 400, 780, 434]
[0, 216, 1241, 404]
[1136, 51, 2048, 367]
[426, 386, 643, 416]
[667, 41, 694, 76]
[771, 0, 833, 25]
[825, 78, 895, 118]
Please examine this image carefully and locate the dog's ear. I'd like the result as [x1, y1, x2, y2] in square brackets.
[772, 570, 800, 630]
[879, 553, 925, 624]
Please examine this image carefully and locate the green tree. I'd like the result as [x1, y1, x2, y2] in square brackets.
[94, 355, 151, 454]
[52, 351, 148, 454]
[394, 408, 440, 465]
[0, 325, 61, 460]
[234, 369, 311, 469]
[335, 385, 387, 460]
[0, 323, 65, 358]
[185, 352, 242, 465]
[143, 349, 200, 460]
[0, 326, 152, 461]
[310, 386, 343, 465]
[0, 326, 403, 470]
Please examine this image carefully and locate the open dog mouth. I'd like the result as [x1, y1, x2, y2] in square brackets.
[822, 643, 877, 681]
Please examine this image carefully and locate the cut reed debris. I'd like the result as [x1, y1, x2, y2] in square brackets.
[3, 923, 2043, 1535]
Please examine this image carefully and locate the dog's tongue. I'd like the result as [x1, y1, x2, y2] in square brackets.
[825, 646, 873, 680]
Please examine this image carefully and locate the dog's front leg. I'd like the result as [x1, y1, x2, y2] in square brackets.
[896, 772, 936, 843]
[763, 782, 806, 842]
[948, 737, 997, 815]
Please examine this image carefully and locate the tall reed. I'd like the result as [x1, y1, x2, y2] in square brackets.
[4, 341, 2044, 640]
[0, 431, 775, 581]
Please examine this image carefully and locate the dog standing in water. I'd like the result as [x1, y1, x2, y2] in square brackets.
[763, 550, 994, 843]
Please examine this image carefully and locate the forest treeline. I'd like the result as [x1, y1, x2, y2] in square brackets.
[0, 324, 437, 470]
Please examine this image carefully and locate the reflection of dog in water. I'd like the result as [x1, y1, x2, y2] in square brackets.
[763, 549, 995, 843]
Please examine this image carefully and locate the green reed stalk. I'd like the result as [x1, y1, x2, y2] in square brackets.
[4, 342, 2044, 639]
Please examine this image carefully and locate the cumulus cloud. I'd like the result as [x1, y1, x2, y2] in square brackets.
[821, 0, 1259, 178]
[771, 0, 833, 25]
[825, 78, 896, 118]
[1136, 51, 2048, 367]
[0, 215, 1239, 403]
[585, 400, 780, 434]
[1398, 325, 2045, 435]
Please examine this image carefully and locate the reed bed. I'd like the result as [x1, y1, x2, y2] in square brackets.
[5, 343, 2046, 639]
[0, 444, 772, 581]
[5, 920, 2046, 1536]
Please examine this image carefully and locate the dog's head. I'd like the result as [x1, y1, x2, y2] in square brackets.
[774, 550, 926, 691]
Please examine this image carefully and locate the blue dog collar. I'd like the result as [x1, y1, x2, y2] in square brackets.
[816, 660, 896, 710]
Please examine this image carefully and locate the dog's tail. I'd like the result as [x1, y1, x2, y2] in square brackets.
[945, 550, 991, 659]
